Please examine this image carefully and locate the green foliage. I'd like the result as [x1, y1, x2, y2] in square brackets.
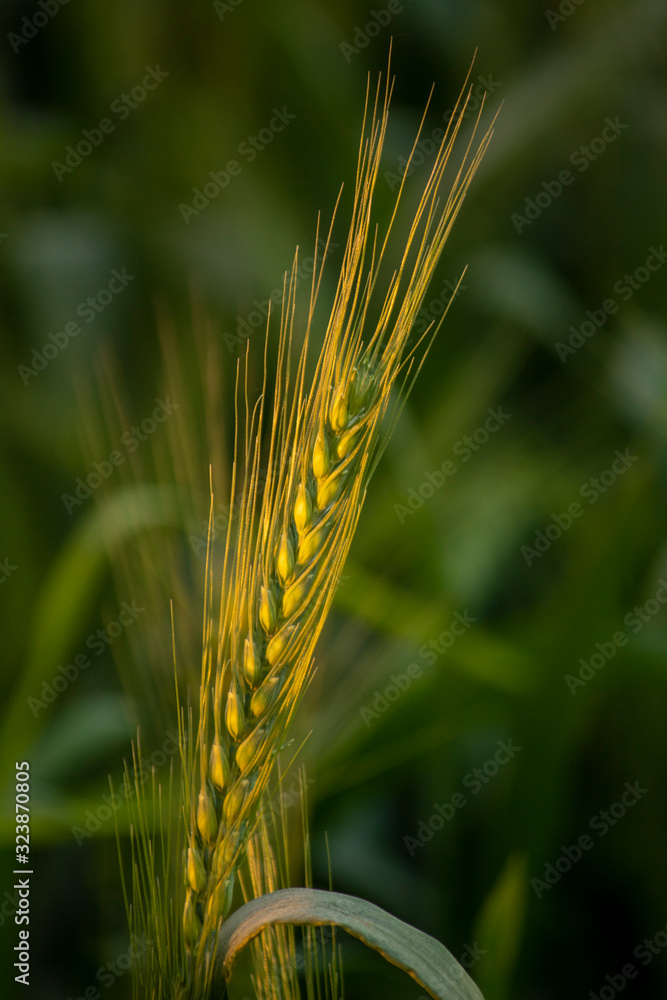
[1, 2, 666, 998]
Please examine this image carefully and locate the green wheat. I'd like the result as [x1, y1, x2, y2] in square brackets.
[121, 57, 493, 1000]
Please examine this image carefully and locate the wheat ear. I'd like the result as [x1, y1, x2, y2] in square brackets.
[179, 60, 493, 998]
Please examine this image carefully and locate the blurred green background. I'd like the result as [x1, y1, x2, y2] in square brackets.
[1, 0, 667, 998]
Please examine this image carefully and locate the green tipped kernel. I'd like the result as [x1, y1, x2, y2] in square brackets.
[236, 725, 265, 772]
[276, 532, 295, 586]
[312, 427, 330, 480]
[316, 469, 345, 509]
[294, 482, 313, 535]
[186, 845, 207, 894]
[266, 623, 296, 666]
[205, 874, 235, 927]
[297, 521, 329, 565]
[210, 840, 226, 880]
[243, 634, 262, 687]
[196, 787, 218, 844]
[183, 889, 202, 948]
[349, 360, 375, 414]
[259, 583, 277, 634]
[210, 740, 230, 793]
[223, 779, 249, 824]
[211, 833, 243, 878]
[329, 384, 348, 433]
[225, 685, 245, 742]
[221, 832, 240, 868]
[337, 424, 361, 459]
[282, 572, 311, 618]
[250, 675, 280, 718]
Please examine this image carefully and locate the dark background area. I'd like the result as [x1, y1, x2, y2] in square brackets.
[1, 1, 667, 998]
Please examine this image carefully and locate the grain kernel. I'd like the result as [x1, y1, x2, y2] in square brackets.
[196, 788, 218, 844]
[225, 686, 245, 742]
[294, 482, 313, 534]
[266, 623, 296, 665]
[205, 874, 235, 926]
[297, 521, 329, 564]
[250, 675, 280, 718]
[183, 889, 202, 947]
[236, 726, 265, 771]
[316, 469, 345, 509]
[313, 427, 330, 480]
[276, 532, 295, 586]
[259, 584, 277, 634]
[329, 384, 348, 432]
[210, 740, 230, 793]
[186, 846, 207, 894]
[337, 424, 361, 459]
[223, 779, 249, 824]
[282, 572, 311, 618]
[243, 634, 262, 688]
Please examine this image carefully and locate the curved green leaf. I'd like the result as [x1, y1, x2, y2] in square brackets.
[218, 887, 485, 1000]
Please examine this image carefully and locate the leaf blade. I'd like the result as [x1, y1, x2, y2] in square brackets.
[218, 887, 485, 1000]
